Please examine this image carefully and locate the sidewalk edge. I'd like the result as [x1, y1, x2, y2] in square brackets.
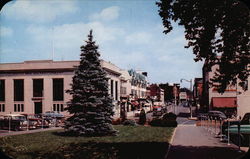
[164, 127, 177, 159]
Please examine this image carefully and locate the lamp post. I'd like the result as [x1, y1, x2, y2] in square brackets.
[180, 78, 193, 118]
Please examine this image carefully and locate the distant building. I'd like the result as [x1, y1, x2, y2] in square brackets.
[0, 60, 122, 117]
[179, 92, 187, 102]
[148, 84, 165, 105]
[159, 83, 180, 104]
[128, 69, 148, 110]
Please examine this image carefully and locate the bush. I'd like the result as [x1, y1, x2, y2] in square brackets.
[162, 112, 177, 121]
[138, 109, 146, 125]
[149, 113, 178, 127]
[123, 119, 137, 126]
[161, 120, 178, 127]
[149, 118, 162, 126]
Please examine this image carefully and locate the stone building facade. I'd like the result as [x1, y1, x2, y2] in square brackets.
[0, 60, 121, 117]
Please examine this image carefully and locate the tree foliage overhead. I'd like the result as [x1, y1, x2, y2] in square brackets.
[157, 0, 250, 93]
[64, 30, 117, 136]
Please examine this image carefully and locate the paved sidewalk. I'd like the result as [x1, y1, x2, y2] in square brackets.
[166, 123, 246, 159]
[0, 127, 62, 137]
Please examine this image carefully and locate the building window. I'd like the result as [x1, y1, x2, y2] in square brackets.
[110, 80, 114, 97]
[0, 104, 5, 112]
[53, 79, 64, 101]
[33, 79, 44, 97]
[0, 80, 5, 101]
[121, 87, 126, 95]
[14, 104, 24, 112]
[14, 79, 24, 101]
[115, 81, 118, 100]
[53, 104, 64, 112]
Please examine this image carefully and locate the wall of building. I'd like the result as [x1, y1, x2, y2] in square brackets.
[207, 64, 237, 110]
[0, 72, 73, 116]
[237, 76, 250, 118]
[0, 60, 122, 117]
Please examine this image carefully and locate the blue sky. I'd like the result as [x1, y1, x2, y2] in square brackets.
[0, 0, 203, 88]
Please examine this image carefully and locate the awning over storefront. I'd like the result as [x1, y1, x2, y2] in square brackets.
[211, 97, 237, 108]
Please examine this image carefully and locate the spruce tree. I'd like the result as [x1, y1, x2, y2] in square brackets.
[64, 30, 117, 136]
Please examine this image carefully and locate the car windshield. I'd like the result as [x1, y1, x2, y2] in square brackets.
[12, 116, 26, 120]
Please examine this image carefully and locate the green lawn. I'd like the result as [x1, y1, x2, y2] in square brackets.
[0, 125, 174, 159]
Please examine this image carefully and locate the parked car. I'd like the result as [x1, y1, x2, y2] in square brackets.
[182, 101, 189, 107]
[223, 113, 250, 146]
[21, 114, 50, 129]
[42, 111, 65, 127]
[43, 111, 64, 118]
[197, 113, 208, 120]
[222, 113, 250, 134]
[134, 109, 141, 117]
[153, 106, 164, 116]
[0, 114, 28, 131]
[208, 111, 227, 120]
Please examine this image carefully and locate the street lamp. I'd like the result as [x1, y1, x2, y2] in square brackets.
[180, 78, 193, 118]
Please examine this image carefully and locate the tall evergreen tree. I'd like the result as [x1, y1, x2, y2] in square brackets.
[64, 30, 117, 136]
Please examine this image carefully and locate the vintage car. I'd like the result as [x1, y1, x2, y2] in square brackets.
[153, 106, 164, 116]
[42, 111, 65, 127]
[21, 114, 50, 129]
[43, 111, 64, 118]
[0, 114, 28, 131]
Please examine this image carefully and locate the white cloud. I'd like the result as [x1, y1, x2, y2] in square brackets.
[26, 21, 125, 59]
[3, 0, 78, 23]
[0, 26, 13, 37]
[125, 32, 152, 44]
[89, 6, 120, 21]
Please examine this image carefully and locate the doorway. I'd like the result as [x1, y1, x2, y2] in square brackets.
[34, 102, 42, 114]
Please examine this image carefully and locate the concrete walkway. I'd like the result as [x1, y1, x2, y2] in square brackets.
[166, 123, 246, 159]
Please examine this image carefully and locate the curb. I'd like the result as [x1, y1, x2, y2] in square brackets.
[164, 127, 177, 159]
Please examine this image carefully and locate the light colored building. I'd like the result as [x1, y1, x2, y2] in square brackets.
[0, 60, 121, 117]
[119, 70, 132, 111]
[128, 69, 148, 110]
[237, 76, 250, 118]
[203, 61, 237, 116]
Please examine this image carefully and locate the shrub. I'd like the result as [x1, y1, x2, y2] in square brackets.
[123, 119, 137, 126]
[149, 118, 162, 126]
[161, 120, 178, 127]
[138, 109, 146, 125]
[162, 112, 177, 121]
[149, 112, 178, 127]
